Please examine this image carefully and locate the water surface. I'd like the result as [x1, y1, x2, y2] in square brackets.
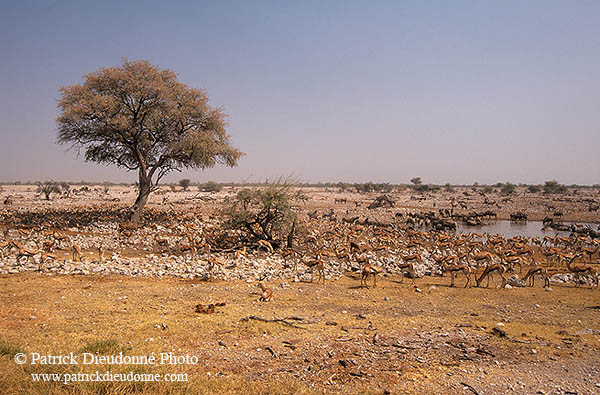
[456, 220, 598, 239]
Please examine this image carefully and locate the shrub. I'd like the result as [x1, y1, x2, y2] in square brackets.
[543, 180, 568, 194]
[179, 178, 191, 191]
[223, 178, 303, 246]
[335, 182, 349, 192]
[199, 181, 222, 192]
[36, 180, 61, 200]
[373, 183, 393, 192]
[355, 182, 374, 193]
[501, 182, 516, 195]
[413, 184, 430, 192]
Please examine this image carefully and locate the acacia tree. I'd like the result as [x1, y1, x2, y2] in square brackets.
[37, 180, 61, 200]
[57, 60, 243, 221]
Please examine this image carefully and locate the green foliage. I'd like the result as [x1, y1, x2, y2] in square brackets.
[223, 178, 304, 243]
[543, 180, 568, 194]
[527, 184, 541, 193]
[413, 184, 430, 192]
[374, 183, 393, 192]
[444, 183, 454, 192]
[199, 181, 222, 192]
[354, 182, 393, 193]
[500, 182, 516, 195]
[355, 182, 374, 193]
[179, 178, 191, 191]
[335, 182, 349, 192]
[410, 177, 422, 185]
[57, 59, 243, 220]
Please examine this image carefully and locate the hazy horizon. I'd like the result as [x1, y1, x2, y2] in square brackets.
[2, 1, 599, 186]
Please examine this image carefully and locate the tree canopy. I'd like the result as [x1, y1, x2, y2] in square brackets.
[57, 59, 243, 221]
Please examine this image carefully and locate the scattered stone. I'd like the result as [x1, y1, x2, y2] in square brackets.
[195, 304, 216, 314]
[578, 329, 600, 335]
[372, 333, 380, 344]
[492, 327, 507, 337]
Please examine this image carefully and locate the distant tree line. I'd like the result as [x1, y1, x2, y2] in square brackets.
[0, 179, 594, 198]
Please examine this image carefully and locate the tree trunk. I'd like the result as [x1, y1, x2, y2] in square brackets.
[130, 176, 151, 222]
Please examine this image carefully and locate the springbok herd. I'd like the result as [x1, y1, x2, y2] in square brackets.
[0, 203, 598, 294]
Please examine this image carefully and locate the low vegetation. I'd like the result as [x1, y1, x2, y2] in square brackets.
[544, 180, 568, 194]
[223, 179, 304, 246]
[36, 181, 61, 200]
[199, 181, 223, 192]
[178, 179, 191, 191]
[500, 182, 516, 195]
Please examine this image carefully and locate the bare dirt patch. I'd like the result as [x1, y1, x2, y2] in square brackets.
[1, 274, 599, 394]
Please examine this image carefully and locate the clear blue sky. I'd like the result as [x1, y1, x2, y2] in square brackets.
[1, 0, 599, 185]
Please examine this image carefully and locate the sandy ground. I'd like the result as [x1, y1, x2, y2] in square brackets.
[1, 274, 599, 394]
